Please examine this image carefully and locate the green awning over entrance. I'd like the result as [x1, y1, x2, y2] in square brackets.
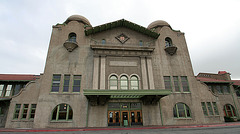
[0, 98, 11, 101]
[83, 89, 171, 96]
[83, 89, 171, 106]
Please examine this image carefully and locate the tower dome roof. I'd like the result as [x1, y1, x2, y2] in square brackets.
[147, 20, 170, 29]
[65, 15, 91, 26]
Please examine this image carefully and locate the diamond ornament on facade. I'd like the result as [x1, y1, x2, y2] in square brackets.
[115, 33, 129, 44]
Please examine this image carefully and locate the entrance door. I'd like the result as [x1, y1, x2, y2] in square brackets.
[108, 111, 120, 126]
[130, 110, 142, 125]
[122, 111, 129, 126]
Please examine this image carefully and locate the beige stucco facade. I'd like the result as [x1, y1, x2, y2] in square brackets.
[3, 15, 240, 128]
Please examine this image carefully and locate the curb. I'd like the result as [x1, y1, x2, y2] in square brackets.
[1, 123, 240, 132]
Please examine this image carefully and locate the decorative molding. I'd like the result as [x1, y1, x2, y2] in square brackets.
[115, 33, 130, 44]
[91, 45, 153, 57]
[109, 61, 137, 67]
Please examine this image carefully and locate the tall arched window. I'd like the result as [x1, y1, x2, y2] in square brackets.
[120, 76, 128, 90]
[68, 33, 76, 42]
[224, 104, 236, 117]
[130, 76, 139, 90]
[109, 75, 118, 90]
[165, 37, 172, 47]
[52, 103, 73, 121]
[173, 103, 191, 118]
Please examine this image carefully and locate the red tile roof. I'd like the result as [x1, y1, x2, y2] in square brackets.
[232, 80, 240, 86]
[197, 76, 240, 86]
[0, 74, 39, 81]
[218, 71, 228, 75]
[196, 77, 231, 83]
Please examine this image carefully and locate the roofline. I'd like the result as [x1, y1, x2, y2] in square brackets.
[199, 81, 233, 84]
[85, 19, 160, 39]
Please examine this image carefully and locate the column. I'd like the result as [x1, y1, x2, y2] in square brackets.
[100, 56, 106, 89]
[147, 57, 155, 89]
[92, 56, 99, 89]
[141, 57, 148, 89]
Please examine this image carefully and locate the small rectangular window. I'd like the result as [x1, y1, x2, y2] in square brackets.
[5, 85, 12, 96]
[164, 76, 172, 90]
[63, 75, 70, 92]
[73, 75, 81, 92]
[0, 84, 4, 97]
[13, 104, 21, 119]
[12, 84, 23, 96]
[51, 74, 61, 92]
[216, 85, 223, 94]
[208, 85, 214, 93]
[21, 104, 29, 119]
[173, 76, 180, 92]
[222, 85, 230, 94]
[29, 104, 37, 119]
[181, 76, 190, 92]
[207, 102, 214, 115]
[201, 102, 208, 116]
[212, 102, 219, 115]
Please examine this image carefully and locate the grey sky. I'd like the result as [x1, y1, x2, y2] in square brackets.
[0, 0, 239, 79]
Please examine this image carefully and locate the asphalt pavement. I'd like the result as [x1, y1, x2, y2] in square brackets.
[1, 122, 240, 134]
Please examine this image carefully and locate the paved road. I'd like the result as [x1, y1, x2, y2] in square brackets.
[1, 125, 240, 134]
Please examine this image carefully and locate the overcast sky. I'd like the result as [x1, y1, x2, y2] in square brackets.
[0, 0, 240, 79]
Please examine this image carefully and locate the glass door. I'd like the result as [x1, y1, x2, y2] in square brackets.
[121, 111, 129, 126]
[108, 111, 120, 126]
[130, 110, 142, 125]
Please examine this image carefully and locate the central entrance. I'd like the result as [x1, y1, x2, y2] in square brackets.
[108, 102, 142, 127]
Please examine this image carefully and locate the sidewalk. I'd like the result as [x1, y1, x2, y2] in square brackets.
[1, 122, 240, 132]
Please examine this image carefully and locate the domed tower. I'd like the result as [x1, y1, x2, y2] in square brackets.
[147, 20, 171, 32]
[64, 15, 92, 27]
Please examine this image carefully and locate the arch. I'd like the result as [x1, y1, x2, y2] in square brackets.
[101, 39, 106, 44]
[173, 103, 191, 118]
[120, 75, 128, 90]
[165, 37, 172, 47]
[109, 75, 118, 90]
[130, 75, 139, 90]
[51, 103, 73, 121]
[68, 32, 77, 42]
[223, 104, 236, 117]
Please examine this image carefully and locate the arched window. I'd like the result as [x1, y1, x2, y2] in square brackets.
[52, 104, 73, 121]
[139, 40, 143, 46]
[120, 75, 128, 90]
[101, 39, 106, 44]
[68, 33, 76, 42]
[130, 76, 139, 90]
[173, 103, 191, 118]
[109, 75, 118, 90]
[224, 104, 236, 117]
[165, 37, 172, 47]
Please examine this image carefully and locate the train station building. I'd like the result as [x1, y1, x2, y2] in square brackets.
[1, 15, 240, 128]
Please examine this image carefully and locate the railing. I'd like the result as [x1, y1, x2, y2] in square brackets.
[164, 44, 177, 55]
[165, 44, 176, 48]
